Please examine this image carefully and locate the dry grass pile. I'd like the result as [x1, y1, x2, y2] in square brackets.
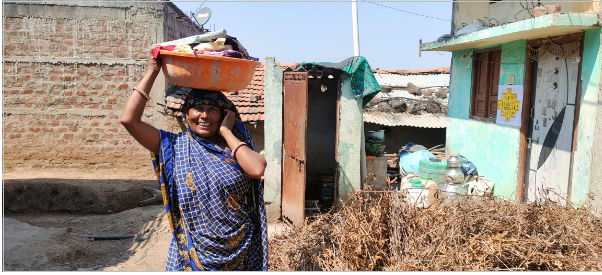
[268, 191, 602, 271]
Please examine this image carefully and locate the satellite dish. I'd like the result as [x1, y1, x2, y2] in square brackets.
[194, 7, 212, 26]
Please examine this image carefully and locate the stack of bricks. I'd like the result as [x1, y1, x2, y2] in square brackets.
[3, 1, 203, 169]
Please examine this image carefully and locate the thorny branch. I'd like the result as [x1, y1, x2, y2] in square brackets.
[268, 191, 602, 271]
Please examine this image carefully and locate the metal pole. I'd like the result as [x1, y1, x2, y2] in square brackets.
[352, 0, 360, 56]
[352, 0, 365, 186]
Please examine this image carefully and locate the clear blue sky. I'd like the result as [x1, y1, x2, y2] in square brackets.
[174, 1, 453, 70]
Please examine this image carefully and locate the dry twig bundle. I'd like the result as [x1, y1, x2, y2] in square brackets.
[269, 191, 602, 271]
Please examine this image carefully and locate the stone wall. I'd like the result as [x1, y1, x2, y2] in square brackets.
[2, 1, 203, 169]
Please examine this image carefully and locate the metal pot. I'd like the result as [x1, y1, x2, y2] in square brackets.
[447, 155, 463, 168]
[365, 130, 385, 143]
[445, 167, 465, 184]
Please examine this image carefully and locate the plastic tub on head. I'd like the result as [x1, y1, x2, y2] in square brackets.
[160, 50, 261, 92]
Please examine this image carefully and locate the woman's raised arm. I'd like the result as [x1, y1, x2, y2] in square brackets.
[120, 46, 162, 155]
[220, 110, 267, 179]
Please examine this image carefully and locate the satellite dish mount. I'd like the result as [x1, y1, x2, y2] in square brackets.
[194, 7, 212, 26]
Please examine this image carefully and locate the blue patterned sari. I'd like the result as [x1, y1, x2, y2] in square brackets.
[151, 90, 268, 271]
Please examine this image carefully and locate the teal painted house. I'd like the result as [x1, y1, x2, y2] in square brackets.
[421, 2, 602, 210]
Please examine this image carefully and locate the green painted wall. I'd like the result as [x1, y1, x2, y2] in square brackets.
[587, 27, 602, 212]
[448, 30, 602, 205]
[447, 40, 527, 200]
[337, 74, 363, 202]
[571, 28, 602, 206]
[263, 57, 284, 222]
[422, 13, 599, 52]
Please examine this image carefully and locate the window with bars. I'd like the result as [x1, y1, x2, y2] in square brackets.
[471, 48, 501, 121]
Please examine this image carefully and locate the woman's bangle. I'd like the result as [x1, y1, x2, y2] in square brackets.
[230, 142, 247, 159]
[133, 87, 150, 102]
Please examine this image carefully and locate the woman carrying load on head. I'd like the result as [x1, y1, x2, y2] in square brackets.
[120, 45, 268, 271]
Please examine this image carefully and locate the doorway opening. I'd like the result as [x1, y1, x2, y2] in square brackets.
[522, 33, 583, 203]
[305, 75, 340, 213]
[281, 70, 341, 226]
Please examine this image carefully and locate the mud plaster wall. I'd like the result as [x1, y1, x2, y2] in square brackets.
[446, 40, 526, 200]
[364, 123, 447, 154]
[337, 75, 363, 203]
[2, 2, 202, 169]
[571, 28, 602, 206]
[263, 57, 283, 222]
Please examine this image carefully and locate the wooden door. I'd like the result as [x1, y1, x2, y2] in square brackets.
[525, 49, 580, 203]
[281, 72, 308, 226]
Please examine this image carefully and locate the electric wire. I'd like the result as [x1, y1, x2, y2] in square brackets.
[361, 0, 451, 21]
[514, 0, 544, 20]
[3, 0, 601, 3]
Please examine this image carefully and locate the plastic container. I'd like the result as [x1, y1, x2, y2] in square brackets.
[419, 159, 448, 184]
[407, 179, 438, 208]
[400, 172, 419, 190]
[424, 178, 439, 207]
[464, 176, 495, 196]
[407, 180, 429, 208]
[160, 50, 261, 92]
[400, 150, 436, 174]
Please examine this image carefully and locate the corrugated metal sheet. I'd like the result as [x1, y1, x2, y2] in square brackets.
[375, 89, 449, 105]
[375, 73, 450, 88]
[375, 89, 420, 100]
[363, 112, 447, 128]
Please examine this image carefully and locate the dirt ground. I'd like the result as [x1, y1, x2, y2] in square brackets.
[3, 167, 288, 271]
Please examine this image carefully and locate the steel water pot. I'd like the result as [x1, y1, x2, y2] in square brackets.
[446, 155, 463, 168]
[365, 130, 385, 143]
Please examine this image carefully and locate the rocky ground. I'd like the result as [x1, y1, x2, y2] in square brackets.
[3, 167, 287, 271]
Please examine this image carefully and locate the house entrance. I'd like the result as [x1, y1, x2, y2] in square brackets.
[281, 70, 340, 226]
[524, 38, 582, 203]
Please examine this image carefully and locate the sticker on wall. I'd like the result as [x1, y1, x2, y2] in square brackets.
[572, 56, 580, 63]
[496, 85, 524, 127]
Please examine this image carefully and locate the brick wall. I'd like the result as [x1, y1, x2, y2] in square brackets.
[3, 1, 203, 169]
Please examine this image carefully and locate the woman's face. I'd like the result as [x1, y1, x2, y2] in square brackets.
[186, 104, 224, 138]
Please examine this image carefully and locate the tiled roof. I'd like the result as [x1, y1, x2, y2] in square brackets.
[363, 112, 447, 128]
[163, 63, 265, 122]
[277, 62, 301, 70]
[224, 63, 265, 122]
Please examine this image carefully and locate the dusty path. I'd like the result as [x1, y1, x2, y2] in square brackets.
[3, 167, 288, 271]
[4, 205, 171, 271]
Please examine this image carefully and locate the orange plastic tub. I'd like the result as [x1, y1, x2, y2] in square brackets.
[160, 50, 261, 92]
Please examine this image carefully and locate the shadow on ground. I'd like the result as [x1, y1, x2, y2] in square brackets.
[4, 178, 157, 214]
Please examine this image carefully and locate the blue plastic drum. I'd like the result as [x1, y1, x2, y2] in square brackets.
[400, 150, 436, 174]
